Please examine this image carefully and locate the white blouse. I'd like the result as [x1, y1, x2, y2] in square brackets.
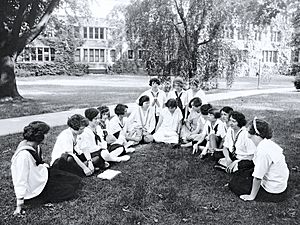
[11, 141, 48, 200]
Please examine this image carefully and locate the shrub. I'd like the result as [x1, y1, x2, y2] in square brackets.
[294, 75, 300, 90]
[15, 63, 89, 77]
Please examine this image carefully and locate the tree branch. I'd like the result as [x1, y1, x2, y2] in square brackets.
[11, 0, 31, 39]
[17, 0, 60, 51]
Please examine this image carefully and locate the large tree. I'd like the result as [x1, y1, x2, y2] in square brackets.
[0, 0, 89, 100]
[125, 0, 291, 81]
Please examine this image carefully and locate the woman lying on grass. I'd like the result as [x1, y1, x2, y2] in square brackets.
[233, 118, 289, 202]
[11, 121, 81, 216]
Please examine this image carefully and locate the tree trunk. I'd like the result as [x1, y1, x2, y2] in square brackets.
[0, 55, 22, 99]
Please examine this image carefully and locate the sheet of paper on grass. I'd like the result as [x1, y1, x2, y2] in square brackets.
[97, 169, 121, 180]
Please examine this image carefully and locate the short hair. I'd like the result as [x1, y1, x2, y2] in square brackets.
[220, 106, 233, 114]
[114, 104, 128, 116]
[208, 108, 221, 119]
[173, 77, 184, 88]
[138, 95, 150, 106]
[67, 114, 89, 130]
[248, 118, 273, 139]
[165, 98, 177, 108]
[85, 108, 99, 121]
[163, 81, 171, 92]
[190, 78, 200, 87]
[149, 77, 160, 86]
[97, 105, 110, 119]
[229, 111, 247, 128]
[189, 97, 202, 108]
[23, 121, 50, 143]
[200, 103, 213, 115]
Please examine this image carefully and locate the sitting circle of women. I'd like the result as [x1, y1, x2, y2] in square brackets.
[11, 77, 289, 215]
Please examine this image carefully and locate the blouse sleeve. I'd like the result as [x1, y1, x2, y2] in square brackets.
[252, 151, 272, 179]
[12, 152, 31, 199]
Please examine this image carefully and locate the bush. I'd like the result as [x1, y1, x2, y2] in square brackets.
[294, 75, 300, 90]
[15, 62, 89, 77]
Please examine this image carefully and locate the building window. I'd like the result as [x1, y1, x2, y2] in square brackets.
[110, 50, 116, 62]
[44, 48, 50, 61]
[262, 50, 278, 63]
[271, 31, 282, 42]
[95, 27, 99, 39]
[100, 28, 104, 39]
[224, 26, 234, 39]
[24, 47, 30, 61]
[138, 50, 143, 59]
[75, 49, 81, 62]
[100, 49, 105, 62]
[30, 48, 36, 61]
[83, 49, 88, 62]
[128, 50, 134, 59]
[89, 49, 94, 62]
[95, 49, 100, 62]
[254, 30, 261, 41]
[37, 48, 43, 61]
[50, 48, 55, 61]
[89, 27, 94, 39]
[237, 29, 245, 40]
[83, 27, 88, 39]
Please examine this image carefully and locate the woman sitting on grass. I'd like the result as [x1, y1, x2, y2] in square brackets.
[192, 108, 227, 158]
[51, 114, 95, 177]
[11, 121, 81, 216]
[106, 104, 137, 152]
[180, 97, 202, 143]
[80, 108, 130, 163]
[127, 95, 155, 144]
[215, 111, 256, 173]
[153, 98, 183, 144]
[234, 118, 289, 202]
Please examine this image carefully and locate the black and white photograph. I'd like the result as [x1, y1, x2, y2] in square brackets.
[0, 0, 299, 224]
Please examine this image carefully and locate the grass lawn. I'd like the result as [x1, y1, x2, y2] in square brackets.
[0, 75, 295, 119]
[0, 92, 299, 224]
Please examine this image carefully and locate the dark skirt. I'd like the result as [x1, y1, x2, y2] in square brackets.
[107, 143, 126, 156]
[229, 161, 288, 202]
[52, 153, 86, 177]
[25, 168, 81, 205]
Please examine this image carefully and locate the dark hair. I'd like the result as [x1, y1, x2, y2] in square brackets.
[97, 105, 110, 119]
[189, 97, 202, 108]
[149, 77, 160, 86]
[165, 98, 177, 108]
[85, 108, 99, 121]
[67, 114, 89, 130]
[114, 104, 128, 116]
[229, 111, 247, 128]
[190, 78, 200, 87]
[220, 106, 233, 114]
[23, 121, 50, 143]
[138, 95, 150, 106]
[248, 118, 273, 139]
[208, 108, 221, 119]
[200, 103, 213, 115]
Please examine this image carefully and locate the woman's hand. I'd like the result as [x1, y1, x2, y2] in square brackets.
[240, 194, 255, 201]
[192, 144, 198, 154]
[13, 206, 23, 216]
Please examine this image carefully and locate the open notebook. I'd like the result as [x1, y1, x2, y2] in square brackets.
[97, 169, 121, 180]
